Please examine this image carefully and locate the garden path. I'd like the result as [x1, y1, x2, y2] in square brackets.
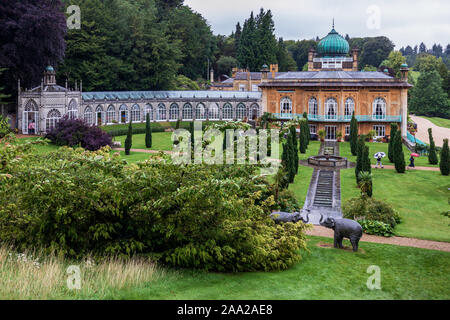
[307, 225, 450, 252]
[410, 115, 450, 147]
[371, 164, 440, 171]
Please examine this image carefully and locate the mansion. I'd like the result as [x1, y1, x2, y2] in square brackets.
[18, 25, 412, 140]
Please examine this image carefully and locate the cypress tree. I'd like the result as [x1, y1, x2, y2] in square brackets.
[145, 113, 152, 148]
[355, 136, 365, 183]
[303, 112, 310, 146]
[393, 130, 406, 173]
[299, 121, 307, 154]
[362, 145, 372, 174]
[428, 128, 439, 165]
[124, 119, 133, 155]
[388, 123, 398, 163]
[190, 121, 195, 160]
[290, 126, 299, 173]
[440, 138, 449, 176]
[350, 112, 358, 156]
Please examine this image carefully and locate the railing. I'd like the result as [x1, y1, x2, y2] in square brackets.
[407, 132, 427, 146]
[272, 113, 402, 122]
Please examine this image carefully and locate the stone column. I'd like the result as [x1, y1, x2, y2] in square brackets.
[400, 88, 408, 137]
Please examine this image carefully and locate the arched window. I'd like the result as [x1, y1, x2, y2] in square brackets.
[308, 97, 318, 119]
[280, 97, 292, 115]
[222, 103, 233, 120]
[325, 98, 337, 120]
[249, 103, 260, 120]
[208, 103, 219, 120]
[68, 99, 78, 119]
[169, 103, 179, 121]
[144, 104, 153, 121]
[119, 105, 128, 123]
[195, 103, 206, 120]
[95, 105, 105, 126]
[46, 109, 61, 131]
[236, 103, 247, 120]
[84, 106, 93, 125]
[345, 98, 354, 120]
[182, 103, 192, 120]
[373, 98, 386, 120]
[23, 100, 39, 134]
[157, 103, 166, 121]
[106, 105, 115, 124]
[131, 104, 141, 122]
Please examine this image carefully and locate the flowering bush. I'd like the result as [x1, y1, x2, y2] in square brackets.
[45, 116, 112, 151]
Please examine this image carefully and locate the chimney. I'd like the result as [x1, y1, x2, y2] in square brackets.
[400, 64, 409, 82]
[261, 64, 269, 82]
[352, 48, 360, 71]
[270, 64, 278, 78]
[308, 48, 315, 71]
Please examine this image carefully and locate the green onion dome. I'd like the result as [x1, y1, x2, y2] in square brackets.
[317, 28, 350, 56]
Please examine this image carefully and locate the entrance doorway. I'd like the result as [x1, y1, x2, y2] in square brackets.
[23, 111, 38, 135]
[97, 112, 103, 126]
[325, 126, 336, 141]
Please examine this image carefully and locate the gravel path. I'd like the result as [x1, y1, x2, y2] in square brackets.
[410, 115, 450, 147]
[307, 225, 450, 252]
[371, 164, 440, 171]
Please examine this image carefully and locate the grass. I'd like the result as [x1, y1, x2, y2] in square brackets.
[340, 168, 450, 242]
[339, 141, 438, 168]
[113, 132, 174, 151]
[289, 166, 314, 208]
[419, 116, 450, 129]
[2, 237, 448, 300]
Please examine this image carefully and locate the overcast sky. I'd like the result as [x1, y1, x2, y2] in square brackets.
[184, 0, 450, 49]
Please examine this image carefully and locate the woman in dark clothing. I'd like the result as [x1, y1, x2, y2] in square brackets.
[408, 156, 415, 168]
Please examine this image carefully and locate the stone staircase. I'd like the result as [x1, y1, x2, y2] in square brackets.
[313, 171, 334, 207]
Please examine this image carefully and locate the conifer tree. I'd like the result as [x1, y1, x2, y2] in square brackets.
[145, 113, 152, 148]
[350, 112, 358, 156]
[362, 145, 372, 174]
[393, 130, 406, 173]
[299, 121, 307, 154]
[388, 123, 398, 163]
[439, 139, 449, 176]
[124, 119, 133, 155]
[290, 126, 299, 173]
[428, 128, 439, 164]
[355, 136, 365, 183]
[302, 112, 310, 146]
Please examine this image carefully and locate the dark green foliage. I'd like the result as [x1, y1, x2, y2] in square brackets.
[439, 139, 449, 176]
[350, 112, 358, 156]
[343, 197, 401, 229]
[388, 123, 398, 163]
[290, 126, 299, 174]
[302, 113, 310, 146]
[362, 145, 372, 174]
[428, 128, 439, 164]
[281, 132, 296, 184]
[359, 220, 395, 237]
[0, 114, 10, 138]
[0, 146, 309, 272]
[124, 120, 132, 155]
[393, 130, 406, 173]
[358, 171, 373, 198]
[299, 122, 307, 154]
[145, 113, 152, 148]
[355, 135, 365, 183]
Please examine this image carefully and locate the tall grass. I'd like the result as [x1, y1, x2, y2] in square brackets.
[0, 245, 161, 299]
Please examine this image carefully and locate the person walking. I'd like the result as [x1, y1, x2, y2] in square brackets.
[375, 155, 384, 168]
[408, 155, 415, 169]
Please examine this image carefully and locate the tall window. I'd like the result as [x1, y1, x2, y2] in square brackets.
[169, 103, 179, 121]
[195, 103, 206, 120]
[223, 103, 233, 120]
[119, 105, 128, 123]
[144, 104, 153, 121]
[68, 99, 78, 119]
[95, 105, 104, 126]
[345, 98, 354, 120]
[182, 103, 192, 120]
[373, 125, 386, 138]
[308, 97, 318, 119]
[46, 109, 61, 131]
[249, 103, 260, 119]
[325, 98, 337, 120]
[236, 103, 247, 120]
[309, 124, 317, 134]
[208, 103, 219, 120]
[373, 98, 386, 120]
[157, 103, 166, 121]
[84, 106, 93, 125]
[106, 105, 116, 124]
[131, 104, 141, 122]
[280, 97, 292, 114]
[23, 100, 38, 134]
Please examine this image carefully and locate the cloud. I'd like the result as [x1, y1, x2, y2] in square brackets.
[184, 0, 450, 48]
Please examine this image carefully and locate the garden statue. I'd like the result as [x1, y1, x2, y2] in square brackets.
[319, 215, 363, 252]
[270, 210, 310, 224]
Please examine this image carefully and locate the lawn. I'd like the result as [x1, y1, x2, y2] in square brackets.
[339, 141, 438, 168]
[113, 132, 174, 151]
[105, 236, 450, 300]
[340, 168, 450, 242]
[420, 116, 450, 129]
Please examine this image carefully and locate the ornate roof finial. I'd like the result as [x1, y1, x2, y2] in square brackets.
[332, 17, 335, 29]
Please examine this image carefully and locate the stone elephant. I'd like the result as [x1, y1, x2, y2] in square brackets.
[319, 215, 363, 252]
[270, 210, 310, 224]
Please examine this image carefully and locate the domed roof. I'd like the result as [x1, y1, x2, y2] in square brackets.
[317, 27, 350, 56]
[45, 66, 55, 72]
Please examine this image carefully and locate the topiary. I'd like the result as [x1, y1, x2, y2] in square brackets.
[124, 120, 132, 155]
[428, 128, 439, 165]
[388, 123, 398, 163]
[439, 138, 449, 175]
[145, 113, 152, 148]
[393, 130, 406, 173]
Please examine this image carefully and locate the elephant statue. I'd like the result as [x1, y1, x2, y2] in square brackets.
[319, 215, 363, 252]
[270, 210, 310, 224]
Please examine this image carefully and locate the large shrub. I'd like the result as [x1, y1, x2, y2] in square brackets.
[45, 117, 112, 151]
[343, 196, 401, 228]
[0, 146, 308, 272]
[0, 115, 10, 138]
[359, 220, 395, 237]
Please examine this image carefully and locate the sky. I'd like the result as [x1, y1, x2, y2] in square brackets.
[184, 0, 450, 49]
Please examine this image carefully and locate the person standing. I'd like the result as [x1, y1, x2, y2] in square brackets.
[28, 120, 35, 135]
[375, 155, 384, 168]
[408, 155, 415, 169]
